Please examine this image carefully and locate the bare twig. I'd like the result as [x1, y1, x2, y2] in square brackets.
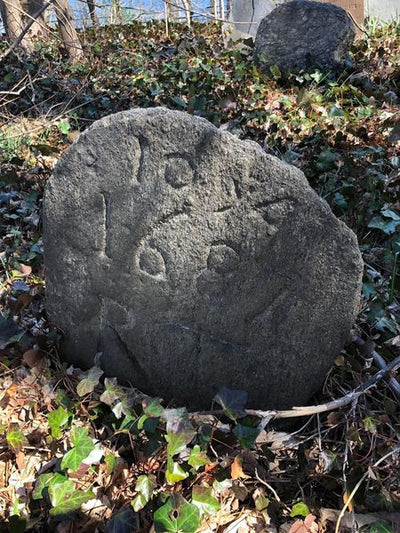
[346, 10, 368, 36]
[351, 331, 400, 401]
[335, 447, 400, 533]
[0, 85, 28, 96]
[255, 468, 283, 505]
[191, 351, 400, 421]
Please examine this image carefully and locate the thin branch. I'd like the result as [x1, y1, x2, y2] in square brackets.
[335, 447, 400, 533]
[255, 468, 283, 505]
[346, 10, 368, 35]
[191, 351, 400, 421]
[351, 331, 400, 400]
[0, 87, 28, 96]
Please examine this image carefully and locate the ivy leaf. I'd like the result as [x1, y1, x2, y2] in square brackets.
[0, 316, 24, 349]
[191, 486, 220, 516]
[233, 423, 260, 450]
[329, 105, 346, 117]
[154, 497, 200, 533]
[316, 149, 338, 171]
[166, 456, 189, 484]
[368, 215, 400, 235]
[162, 408, 195, 456]
[143, 397, 164, 417]
[48, 478, 75, 507]
[82, 445, 104, 465]
[48, 406, 71, 439]
[333, 192, 347, 210]
[381, 209, 400, 221]
[363, 416, 377, 434]
[99, 377, 121, 406]
[105, 453, 117, 474]
[165, 432, 189, 457]
[61, 427, 95, 472]
[6, 425, 26, 452]
[49, 484, 95, 517]
[131, 474, 156, 512]
[57, 120, 70, 135]
[107, 506, 139, 533]
[162, 408, 194, 435]
[100, 378, 132, 418]
[170, 96, 187, 108]
[269, 64, 281, 79]
[374, 316, 398, 334]
[33, 473, 68, 500]
[214, 387, 247, 420]
[363, 281, 376, 300]
[188, 445, 210, 470]
[290, 501, 311, 518]
[138, 397, 164, 430]
[76, 366, 103, 396]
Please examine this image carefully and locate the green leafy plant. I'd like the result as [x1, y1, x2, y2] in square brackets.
[1, 17, 400, 533]
[154, 496, 200, 533]
[61, 427, 95, 471]
[48, 406, 71, 439]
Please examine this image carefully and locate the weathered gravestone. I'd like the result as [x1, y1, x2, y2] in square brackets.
[255, 0, 355, 76]
[44, 107, 363, 409]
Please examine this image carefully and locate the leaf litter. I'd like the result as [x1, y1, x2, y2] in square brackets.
[0, 18, 400, 533]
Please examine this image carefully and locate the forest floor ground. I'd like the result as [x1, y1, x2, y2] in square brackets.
[0, 19, 400, 533]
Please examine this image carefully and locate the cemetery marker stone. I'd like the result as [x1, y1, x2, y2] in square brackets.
[44, 108, 363, 409]
[255, 0, 356, 75]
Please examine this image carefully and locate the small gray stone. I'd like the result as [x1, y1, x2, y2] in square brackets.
[255, 0, 355, 75]
[43, 107, 363, 409]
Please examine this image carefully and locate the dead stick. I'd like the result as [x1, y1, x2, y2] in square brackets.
[191, 352, 400, 420]
[351, 332, 400, 401]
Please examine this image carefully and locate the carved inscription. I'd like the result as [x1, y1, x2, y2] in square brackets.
[207, 244, 240, 274]
[165, 156, 194, 188]
[102, 192, 112, 259]
[254, 198, 295, 224]
[84, 148, 97, 167]
[137, 245, 167, 280]
[196, 244, 241, 303]
[44, 108, 363, 411]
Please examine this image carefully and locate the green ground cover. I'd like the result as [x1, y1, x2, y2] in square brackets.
[0, 20, 399, 532]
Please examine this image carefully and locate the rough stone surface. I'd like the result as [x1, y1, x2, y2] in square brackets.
[43, 107, 363, 409]
[255, 0, 355, 75]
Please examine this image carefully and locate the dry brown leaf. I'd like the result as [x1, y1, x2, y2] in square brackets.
[288, 514, 318, 533]
[11, 293, 33, 314]
[16, 451, 25, 471]
[5, 383, 19, 398]
[22, 349, 44, 368]
[288, 521, 306, 533]
[304, 514, 318, 531]
[69, 463, 90, 479]
[18, 264, 32, 276]
[327, 411, 344, 426]
[231, 456, 249, 480]
[343, 490, 354, 512]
